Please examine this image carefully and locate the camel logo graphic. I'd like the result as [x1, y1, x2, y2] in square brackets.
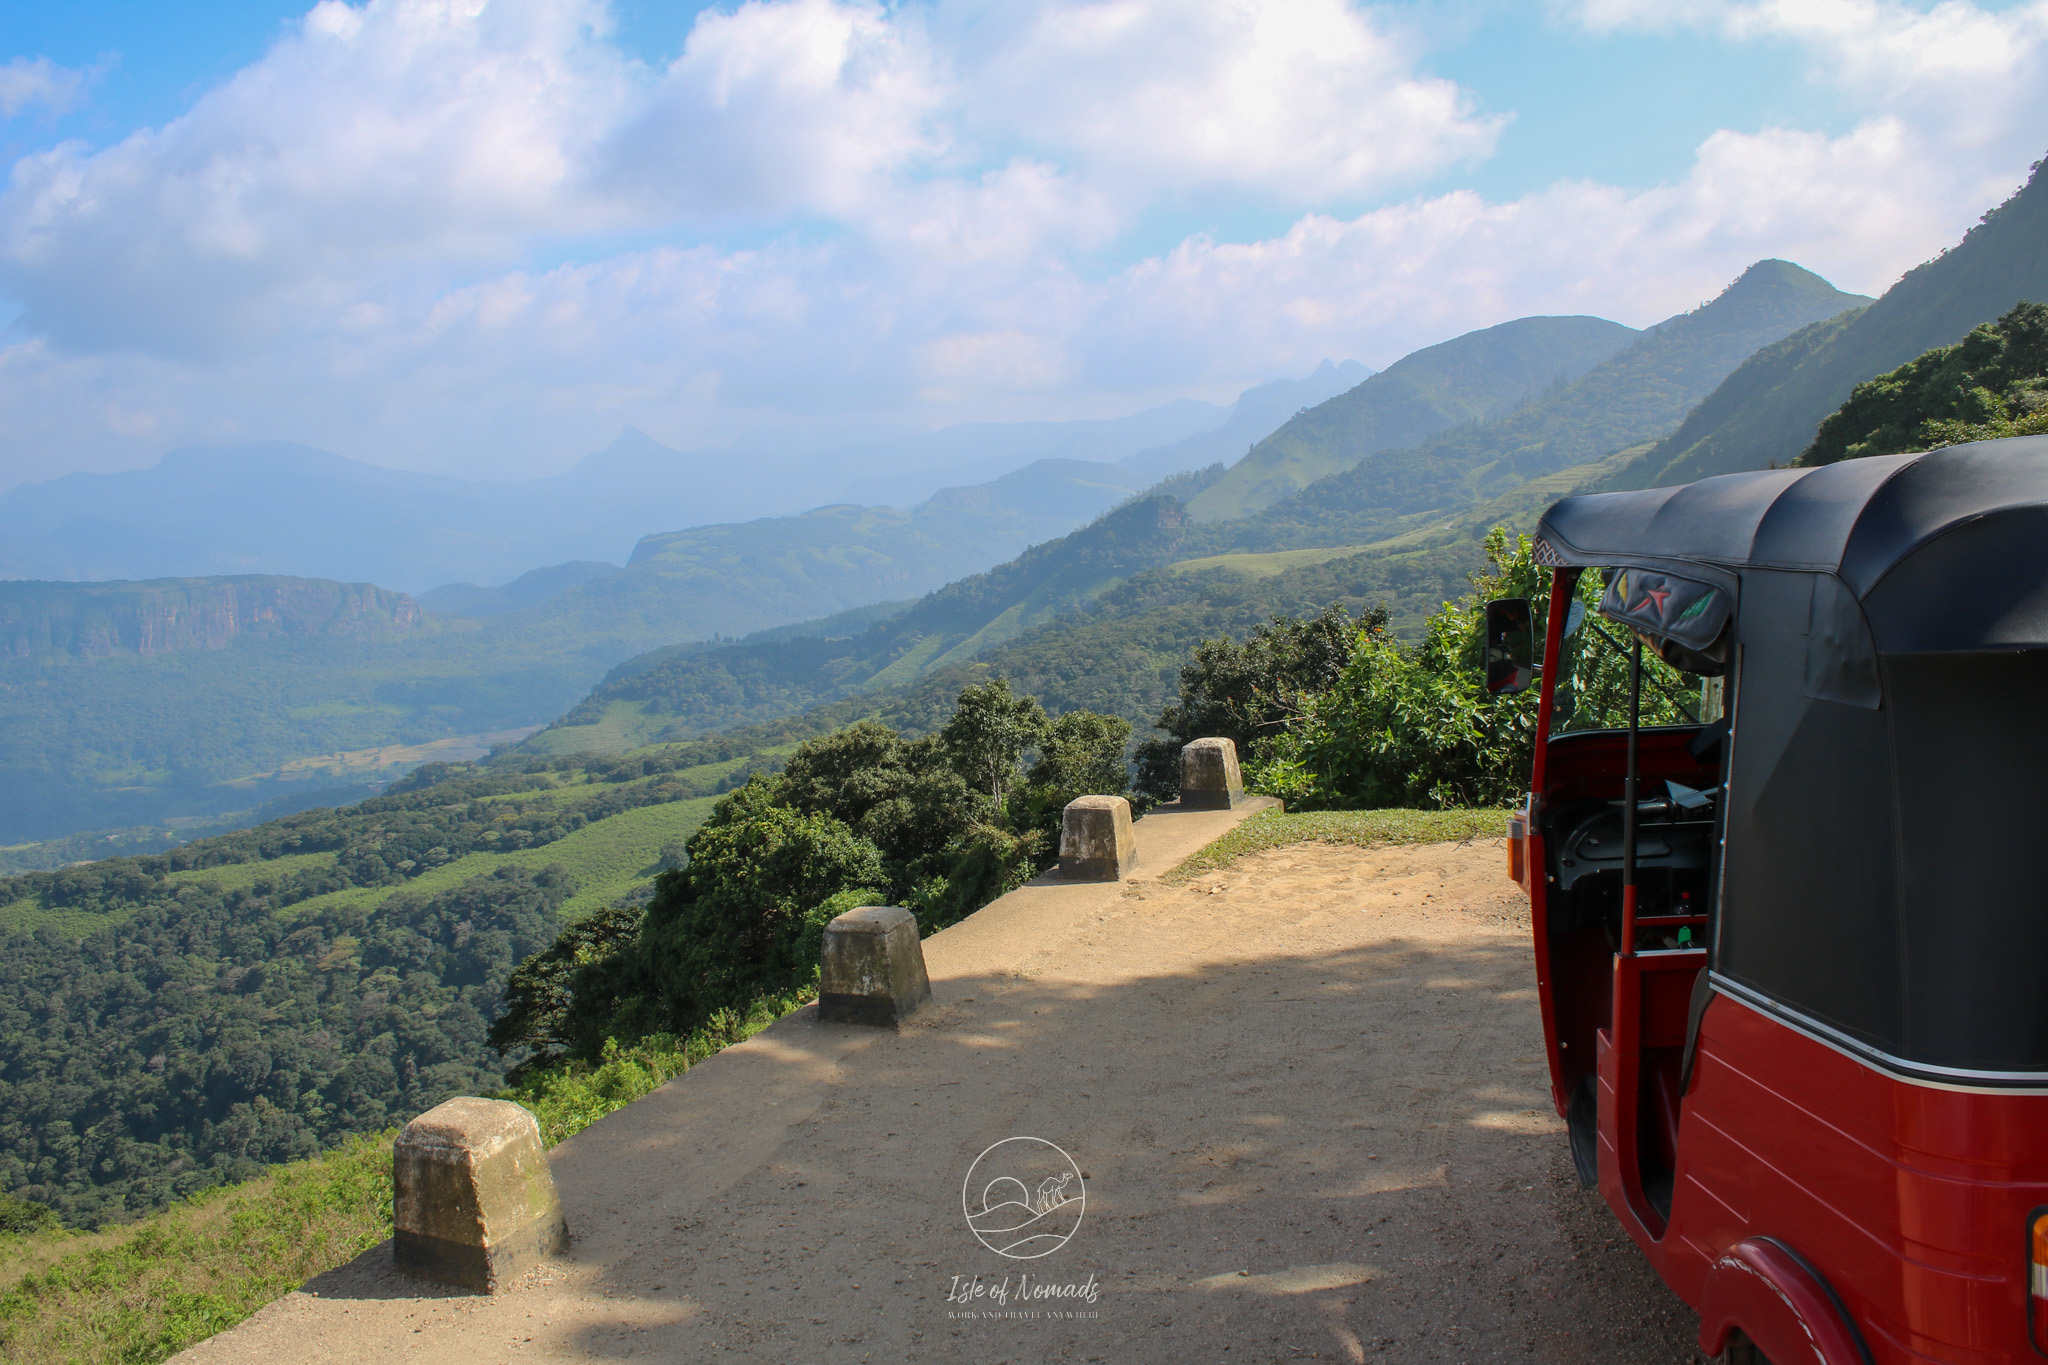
[962, 1136, 1086, 1259]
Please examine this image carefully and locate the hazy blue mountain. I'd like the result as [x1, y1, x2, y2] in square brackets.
[1186, 316, 1641, 521]
[0, 401, 1234, 593]
[1614, 160, 2048, 486]
[828, 399, 1226, 508]
[1108, 359, 1373, 484]
[417, 561, 622, 617]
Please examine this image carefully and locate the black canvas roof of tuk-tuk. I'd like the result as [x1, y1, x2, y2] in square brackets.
[1537, 436, 2048, 654]
[1537, 435, 2048, 593]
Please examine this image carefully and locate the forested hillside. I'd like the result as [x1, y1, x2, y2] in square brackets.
[536, 498, 1484, 756]
[1800, 300, 2048, 462]
[0, 576, 425, 663]
[1612, 157, 2048, 486]
[1187, 314, 1639, 520]
[1203, 259, 1868, 553]
[0, 655, 1153, 1227]
[534, 488, 1216, 752]
[0, 742, 764, 1224]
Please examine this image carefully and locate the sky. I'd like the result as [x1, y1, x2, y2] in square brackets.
[1, 0, 2045, 490]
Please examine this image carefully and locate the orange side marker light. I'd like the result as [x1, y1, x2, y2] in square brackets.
[2029, 1208, 2048, 1352]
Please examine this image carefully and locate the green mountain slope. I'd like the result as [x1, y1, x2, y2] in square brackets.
[1201, 259, 1869, 551]
[531, 490, 1212, 754]
[1615, 159, 2048, 486]
[1186, 315, 1640, 521]
[1801, 300, 2048, 462]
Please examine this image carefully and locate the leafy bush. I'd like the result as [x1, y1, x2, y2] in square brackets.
[1242, 530, 1543, 811]
[1803, 300, 2048, 463]
[1131, 604, 1381, 805]
[0, 1195, 57, 1238]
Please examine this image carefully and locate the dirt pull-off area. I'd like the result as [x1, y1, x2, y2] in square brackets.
[181, 828, 1706, 1364]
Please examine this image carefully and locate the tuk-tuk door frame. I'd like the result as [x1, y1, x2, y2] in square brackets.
[1528, 566, 1582, 1116]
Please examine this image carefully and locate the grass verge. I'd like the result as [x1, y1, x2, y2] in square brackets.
[1167, 806, 1507, 881]
[0, 1131, 394, 1365]
[500, 990, 813, 1146]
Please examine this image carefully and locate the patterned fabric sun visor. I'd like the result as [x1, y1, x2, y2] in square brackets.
[1598, 568, 1731, 652]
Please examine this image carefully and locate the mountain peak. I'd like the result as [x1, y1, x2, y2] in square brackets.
[1612, 147, 2048, 486]
[1656, 259, 1872, 333]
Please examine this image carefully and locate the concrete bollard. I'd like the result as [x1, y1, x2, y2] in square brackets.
[1059, 794, 1136, 880]
[1180, 737, 1245, 810]
[393, 1097, 567, 1293]
[818, 905, 932, 1028]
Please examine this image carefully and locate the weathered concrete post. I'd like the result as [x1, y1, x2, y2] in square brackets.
[1180, 737, 1245, 809]
[393, 1097, 567, 1292]
[818, 905, 932, 1027]
[1060, 794, 1136, 880]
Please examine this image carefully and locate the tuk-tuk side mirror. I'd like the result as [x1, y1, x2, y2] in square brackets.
[1484, 597, 1537, 694]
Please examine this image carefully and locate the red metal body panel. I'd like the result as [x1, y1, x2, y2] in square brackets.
[1520, 567, 2048, 1362]
[1663, 996, 2048, 1362]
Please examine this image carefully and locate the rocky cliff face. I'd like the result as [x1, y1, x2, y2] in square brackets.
[0, 576, 426, 661]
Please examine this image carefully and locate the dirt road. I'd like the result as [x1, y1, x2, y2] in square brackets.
[180, 821, 1705, 1364]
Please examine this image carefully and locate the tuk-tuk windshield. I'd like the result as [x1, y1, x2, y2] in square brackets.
[1552, 573, 1723, 733]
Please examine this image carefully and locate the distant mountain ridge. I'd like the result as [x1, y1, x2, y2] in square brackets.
[1187, 315, 1641, 521]
[530, 493, 1203, 752]
[0, 435, 1234, 845]
[1612, 160, 2048, 487]
[0, 370, 1359, 593]
[1207, 258, 1871, 550]
[531, 257, 1873, 755]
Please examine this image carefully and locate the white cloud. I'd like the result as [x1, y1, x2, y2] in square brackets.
[956, 0, 1503, 201]
[1572, 0, 2048, 137]
[0, 0, 634, 356]
[0, 0, 2044, 492]
[600, 0, 947, 220]
[0, 58, 88, 118]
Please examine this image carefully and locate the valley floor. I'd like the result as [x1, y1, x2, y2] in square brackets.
[177, 814, 1701, 1364]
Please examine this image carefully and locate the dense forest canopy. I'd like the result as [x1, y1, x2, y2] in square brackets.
[0, 864, 568, 1227]
[0, 742, 767, 1226]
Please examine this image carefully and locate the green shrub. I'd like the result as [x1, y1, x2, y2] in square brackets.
[491, 682, 1129, 1069]
[1131, 603, 1376, 805]
[1237, 529, 1542, 810]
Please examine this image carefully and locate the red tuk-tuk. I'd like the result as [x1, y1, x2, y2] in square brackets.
[1487, 437, 2048, 1363]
